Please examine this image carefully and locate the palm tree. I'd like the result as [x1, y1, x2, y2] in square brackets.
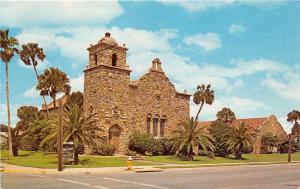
[63, 104, 103, 164]
[64, 91, 83, 111]
[20, 43, 49, 116]
[216, 107, 236, 123]
[225, 122, 257, 159]
[39, 105, 102, 164]
[287, 110, 300, 144]
[36, 67, 71, 109]
[193, 84, 215, 120]
[0, 29, 19, 158]
[169, 117, 214, 160]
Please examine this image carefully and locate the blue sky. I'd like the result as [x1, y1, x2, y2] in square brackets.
[0, 1, 299, 132]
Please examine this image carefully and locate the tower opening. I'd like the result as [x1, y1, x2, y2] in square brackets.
[112, 54, 117, 67]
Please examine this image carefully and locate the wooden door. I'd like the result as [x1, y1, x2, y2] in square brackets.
[109, 125, 121, 154]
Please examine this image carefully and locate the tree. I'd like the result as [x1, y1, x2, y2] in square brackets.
[216, 107, 236, 123]
[64, 91, 83, 111]
[16, 106, 39, 131]
[20, 43, 49, 116]
[0, 124, 8, 132]
[208, 120, 232, 157]
[225, 122, 257, 159]
[169, 117, 214, 160]
[15, 106, 42, 151]
[36, 67, 71, 109]
[287, 110, 300, 144]
[0, 29, 19, 158]
[261, 132, 281, 153]
[193, 84, 214, 120]
[63, 104, 103, 164]
[39, 105, 102, 164]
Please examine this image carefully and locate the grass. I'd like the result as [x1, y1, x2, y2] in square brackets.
[0, 150, 156, 169]
[1, 150, 299, 169]
[144, 153, 300, 165]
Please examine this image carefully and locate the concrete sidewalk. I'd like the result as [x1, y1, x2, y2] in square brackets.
[0, 162, 162, 175]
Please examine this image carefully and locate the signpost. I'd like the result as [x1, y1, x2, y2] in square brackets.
[63, 142, 75, 165]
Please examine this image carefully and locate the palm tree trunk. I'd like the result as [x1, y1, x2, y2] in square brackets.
[5, 62, 13, 158]
[32, 65, 49, 117]
[195, 101, 204, 121]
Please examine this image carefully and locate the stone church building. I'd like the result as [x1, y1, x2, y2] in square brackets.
[83, 32, 190, 154]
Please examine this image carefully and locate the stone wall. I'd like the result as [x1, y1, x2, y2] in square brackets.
[253, 115, 286, 154]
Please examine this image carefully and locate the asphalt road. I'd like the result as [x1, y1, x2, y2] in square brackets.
[1, 164, 300, 189]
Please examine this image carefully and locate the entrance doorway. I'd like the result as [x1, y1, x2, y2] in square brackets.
[109, 125, 121, 154]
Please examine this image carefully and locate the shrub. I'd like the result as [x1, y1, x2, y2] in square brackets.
[159, 138, 175, 155]
[128, 132, 162, 155]
[208, 120, 231, 157]
[278, 140, 298, 153]
[97, 143, 115, 156]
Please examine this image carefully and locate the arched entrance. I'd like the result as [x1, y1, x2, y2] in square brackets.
[109, 125, 121, 154]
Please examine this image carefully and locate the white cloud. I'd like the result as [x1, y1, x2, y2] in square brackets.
[16, 27, 178, 67]
[160, 0, 283, 12]
[160, 0, 235, 13]
[17, 59, 51, 71]
[191, 96, 270, 121]
[229, 24, 247, 34]
[262, 73, 300, 101]
[0, 103, 20, 126]
[0, 1, 123, 27]
[201, 58, 287, 78]
[183, 33, 221, 51]
[70, 75, 84, 92]
[23, 85, 40, 98]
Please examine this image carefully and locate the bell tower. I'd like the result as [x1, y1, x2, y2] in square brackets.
[87, 32, 128, 69]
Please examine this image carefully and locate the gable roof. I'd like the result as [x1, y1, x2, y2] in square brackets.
[198, 117, 268, 130]
[41, 95, 67, 111]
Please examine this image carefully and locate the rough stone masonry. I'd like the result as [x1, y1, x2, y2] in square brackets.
[83, 32, 190, 154]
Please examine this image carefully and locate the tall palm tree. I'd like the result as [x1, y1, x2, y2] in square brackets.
[0, 29, 19, 158]
[20, 43, 49, 116]
[36, 67, 71, 109]
[225, 122, 257, 159]
[216, 107, 236, 123]
[193, 84, 215, 120]
[169, 117, 214, 160]
[287, 110, 300, 144]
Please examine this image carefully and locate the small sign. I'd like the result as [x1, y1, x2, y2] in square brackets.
[63, 142, 74, 164]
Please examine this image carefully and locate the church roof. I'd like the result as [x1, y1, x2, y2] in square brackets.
[41, 95, 67, 111]
[198, 117, 269, 130]
[98, 32, 118, 45]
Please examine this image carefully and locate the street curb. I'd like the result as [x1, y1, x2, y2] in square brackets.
[154, 161, 300, 169]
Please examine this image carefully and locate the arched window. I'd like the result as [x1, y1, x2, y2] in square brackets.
[153, 114, 159, 137]
[160, 116, 166, 137]
[146, 114, 152, 134]
[112, 54, 117, 67]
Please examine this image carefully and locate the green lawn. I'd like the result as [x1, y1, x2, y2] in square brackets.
[1, 150, 299, 169]
[144, 153, 300, 165]
[0, 150, 156, 169]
